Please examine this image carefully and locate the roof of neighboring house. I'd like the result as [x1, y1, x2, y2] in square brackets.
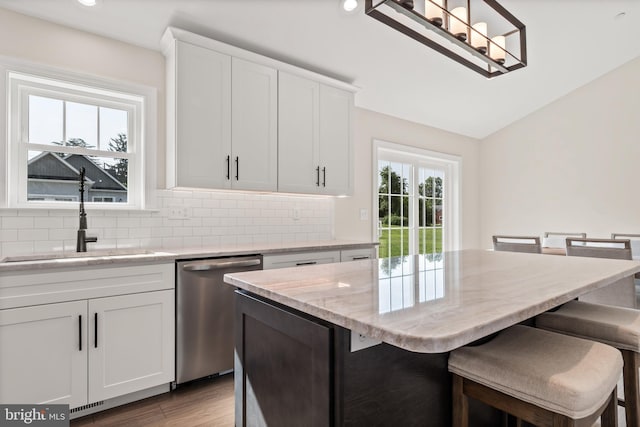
[28, 152, 127, 191]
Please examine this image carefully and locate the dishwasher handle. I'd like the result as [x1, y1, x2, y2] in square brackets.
[182, 258, 261, 271]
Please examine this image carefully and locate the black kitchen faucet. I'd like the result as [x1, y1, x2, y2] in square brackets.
[76, 166, 98, 252]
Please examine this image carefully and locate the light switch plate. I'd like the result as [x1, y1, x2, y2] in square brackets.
[359, 208, 369, 221]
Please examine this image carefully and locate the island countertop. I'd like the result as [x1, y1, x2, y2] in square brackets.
[224, 249, 640, 353]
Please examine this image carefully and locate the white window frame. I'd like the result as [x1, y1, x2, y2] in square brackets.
[1, 58, 157, 210]
[373, 139, 461, 253]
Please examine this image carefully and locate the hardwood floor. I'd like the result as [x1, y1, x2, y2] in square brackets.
[68, 372, 628, 427]
[71, 374, 234, 427]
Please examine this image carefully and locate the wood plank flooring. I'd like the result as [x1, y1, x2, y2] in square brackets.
[71, 374, 234, 427]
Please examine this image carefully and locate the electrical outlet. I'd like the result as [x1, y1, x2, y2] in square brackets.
[350, 331, 382, 352]
[168, 206, 189, 220]
[292, 207, 301, 220]
[359, 208, 369, 221]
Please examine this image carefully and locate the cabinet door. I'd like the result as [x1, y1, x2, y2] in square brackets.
[319, 85, 353, 196]
[0, 301, 87, 408]
[173, 40, 231, 189]
[231, 57, 278, 191]
[235, 292, 331, 427]
[278, 72, 319, 194]
[88, 290, 174, 403]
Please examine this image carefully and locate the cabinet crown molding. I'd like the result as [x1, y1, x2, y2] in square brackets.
[161, 26, 359, 94]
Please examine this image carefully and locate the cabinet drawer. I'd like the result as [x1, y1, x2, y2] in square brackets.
[340, 248, 376, 262]
[263, 251, 340, 270]
[0, 263, 174, 310]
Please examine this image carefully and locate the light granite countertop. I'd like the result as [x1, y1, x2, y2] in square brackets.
[0, 240, 376, 273]
[224, 249, 640, 353]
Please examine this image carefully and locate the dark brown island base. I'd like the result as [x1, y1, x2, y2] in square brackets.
[235, 291, 501, 426]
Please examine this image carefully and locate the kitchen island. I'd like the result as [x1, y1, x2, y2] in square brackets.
[224, 249, 640, 426]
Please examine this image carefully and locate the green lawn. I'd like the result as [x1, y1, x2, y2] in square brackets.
[378, 227, 443, 258]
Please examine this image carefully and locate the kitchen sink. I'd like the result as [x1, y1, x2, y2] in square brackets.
[1, 249, 160, 263]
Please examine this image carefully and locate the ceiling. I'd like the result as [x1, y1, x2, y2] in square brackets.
[0, 0, 639, 139]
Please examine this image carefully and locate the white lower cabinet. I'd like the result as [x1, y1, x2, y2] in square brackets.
[0, 263, 175, 410]
[88, 290, 174, 403]
[0, 301, 88, 408]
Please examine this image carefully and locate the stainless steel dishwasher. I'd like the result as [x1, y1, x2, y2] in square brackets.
[176, 255, 262, 385]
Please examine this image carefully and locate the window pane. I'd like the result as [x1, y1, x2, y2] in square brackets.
[93, 156, 128, 189]
[27, 150, 79, 201]
[100, 107, 128, 151]
[435, 199, 443, 225]
[389, 162, 404, 195]
[378, 195, 389, 227]
[66, 101, 97, 148]
[27, 150, 127, 204]
[378, 161, 389, 194]
[390, 196, 404, 227]
[28, 95, 63, 145]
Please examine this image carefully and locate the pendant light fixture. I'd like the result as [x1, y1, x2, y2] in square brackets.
[365, 0, 526, 78]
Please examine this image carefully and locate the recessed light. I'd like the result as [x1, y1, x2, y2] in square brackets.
[343, 0, 358, 12]
[77, 0, 97, 6]
[614, 11, 626, 21]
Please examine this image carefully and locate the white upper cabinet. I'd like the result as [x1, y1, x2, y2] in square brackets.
[319, 84, 353, 196]
[167, 40, 232, 189]
[278, 72, 319, 194]
[162, 27, 355, 195]
[231, 58, 278, 192]
[278, 72, 353, 195]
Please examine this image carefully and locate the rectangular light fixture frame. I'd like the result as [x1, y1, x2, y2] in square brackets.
[365, 0, 527, 78]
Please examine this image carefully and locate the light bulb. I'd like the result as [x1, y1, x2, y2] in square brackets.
[470, 22, 488, 54]
[77, 0, 97, 6]
[424, 0, 444, 26]
[449, 7, 468, 41]
[490, 36, 506, 64]
[343, 0, 358, 12]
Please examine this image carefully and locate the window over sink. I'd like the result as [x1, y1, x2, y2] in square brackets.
[4, 65, 152, 209]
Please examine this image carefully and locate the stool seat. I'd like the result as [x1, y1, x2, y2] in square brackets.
[537, 300, 640, 425]
[448, 325, 622, 420]
[536, 300, 640, 352]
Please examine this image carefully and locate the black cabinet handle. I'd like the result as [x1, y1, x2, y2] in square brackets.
[352, 256, 370, 260]
[235, 157, 239, 180]
[322, 167, 326, 187]
[316, 166, 320, 187]
[296, 261, 317, 266]
[78, 315, 82, 351]
[94, 312, 98, 349]
[226, 155, 230, 180]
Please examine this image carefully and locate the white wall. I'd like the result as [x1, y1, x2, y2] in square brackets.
[480, 56, 640, 248]
[334, 107, 481, 249]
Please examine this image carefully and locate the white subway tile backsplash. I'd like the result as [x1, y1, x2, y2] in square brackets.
[34, 217, 64, 229]
[0, 229, 17, 241]
[17, 229, 49, 241]
[3, 217, 35, 229]
[0, 191, 334, 258]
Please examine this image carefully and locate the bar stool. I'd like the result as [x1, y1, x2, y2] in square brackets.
[492, 235, 542, 254]
[448, 325, 621, 427]
[537, 300, 640, 426]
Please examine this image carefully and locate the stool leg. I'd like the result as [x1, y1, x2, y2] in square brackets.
[622, 350, 640, 426]
[452, 374, 469, 427]
[602, 387, 618, 427]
